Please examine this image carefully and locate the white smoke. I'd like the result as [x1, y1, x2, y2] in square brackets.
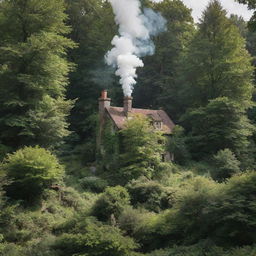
[105, 0, 166, 97]
[150, 0, 164, 2]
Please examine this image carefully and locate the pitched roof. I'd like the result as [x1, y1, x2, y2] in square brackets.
[106, 107, 175, 134]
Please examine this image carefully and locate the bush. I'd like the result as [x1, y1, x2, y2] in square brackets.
[53, 220, 138, 256]
[0, 242, 25, 256]
[119, 115, 167, 184]
[212, 149, 241, 181]
[79, 176, 108, 192]
[148, 244, 256, 256]
[154, 176, 220, 245]
[127, 177, 170, 212]
[118, 207, 147, 236]
[168, 126, 190, 164]
[150, 171, 256, 247]
[0, 144, 11, 162]
[1, 146, 64, 203]
[92, 186, 130, 221]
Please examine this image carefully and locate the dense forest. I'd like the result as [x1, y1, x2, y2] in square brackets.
[1, 0, 256, 255]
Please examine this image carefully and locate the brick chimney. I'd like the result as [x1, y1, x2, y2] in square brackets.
[99, 90, 111, 118]
[97, 90, 111, 152]
[124, 96, 133, 116]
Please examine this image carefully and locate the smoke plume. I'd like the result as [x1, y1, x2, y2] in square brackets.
[105, 0, 166, 97]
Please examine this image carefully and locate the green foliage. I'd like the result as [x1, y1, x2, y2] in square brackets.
[182, 0, 253, 109]
[0, 242, 25, 256]
[99, 119, 120, 172]
[0, 0, 255, 255]
[119, 115, 167, 184]
[211, 149, 241, 181]
[135, 0, 195, 120]
[79, 176, 108, 193]
[118, 207, 151, 236]
[92, 186, 130, 221]
[0, 144, 11, 162]
[0, 0, 75, 149]
[236, 0, 256, 31]
[151, 171, 256, 247]
[168, 126, 190, 164]
[54, 219, 138, 256]
[1, 146, 64, 203]
[65, 0, 116, 143]
[182, 97, 255, 160]
[127, 177, 171, 212]
[149, 244, 256, 256]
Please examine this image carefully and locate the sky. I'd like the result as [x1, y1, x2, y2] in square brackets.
[181, 0, 254, 22]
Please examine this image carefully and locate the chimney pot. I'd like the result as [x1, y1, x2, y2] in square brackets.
[99, 90, 111, 117]
[101, 90, 108, 99]
[124, 96, 133, 116]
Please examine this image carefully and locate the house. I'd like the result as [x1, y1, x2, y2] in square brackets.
[97, 90, 175, 162]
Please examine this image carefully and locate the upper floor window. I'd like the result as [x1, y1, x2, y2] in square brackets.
[154, 121, 162, 130]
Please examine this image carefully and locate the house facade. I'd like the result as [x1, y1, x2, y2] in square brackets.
[97, 90, 175, 164]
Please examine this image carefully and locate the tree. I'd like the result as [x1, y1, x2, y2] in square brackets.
[1, 146, 64, 203]
[0, 0, 75, 150]
[212, 149, 241, 182]
[54, 219, 138, 256]
[182, 0, 254, 110]
[182, 97, 255, 161]
[65, 0, 116, 143]
[92, 186, 130, 221]
[118, 115, 167, 184]
[135, 0, 195, 121]
[168, 126, 190, 164]
[236, 0, 256, 31]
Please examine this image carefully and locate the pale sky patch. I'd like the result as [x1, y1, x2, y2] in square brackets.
[182, 0, 253, 22]
[150, 0, 253, 21]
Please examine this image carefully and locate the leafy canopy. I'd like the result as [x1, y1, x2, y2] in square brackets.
[1, 146, 64, 202]
[182, 0, 254, 109]
[119, 114, 167, 183]
[0, 0, 75, 149]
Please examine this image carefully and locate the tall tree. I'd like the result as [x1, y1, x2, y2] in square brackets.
[182, 97, 255, 160]
[65, 0, 117, 144]
[134, 0, 195, 121]
[181, 0, 254, 110]
[181, 1, 255, 165]
[0, 0, 75, 150]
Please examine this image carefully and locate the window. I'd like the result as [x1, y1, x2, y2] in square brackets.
[154, 121, 162, 130]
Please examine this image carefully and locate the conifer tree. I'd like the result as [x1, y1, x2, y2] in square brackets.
[181, 1, 255, 164]
[0, 0, 75, 149]
[182, 0, 254, 110]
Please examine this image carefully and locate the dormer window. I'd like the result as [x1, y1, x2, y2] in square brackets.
[154, 121, 162, 130]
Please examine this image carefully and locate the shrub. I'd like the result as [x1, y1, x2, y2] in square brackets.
[127, 177, 170, 212]
[148, 244, 256, 256]
[118, 207, 147, 236]
[0, 242, 25, 256]
[53, 220, 138, 256]
[1, 146, 64, 203]
[0, 144, 11, 162]
[168, 126, 190, 164]
[92, 186, 130, 221]
[212, 149, 241, 181]
[119, 114, 167, 184]
[79, 176, 108, 192]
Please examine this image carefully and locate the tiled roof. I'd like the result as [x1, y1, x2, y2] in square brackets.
[106, 107, 175, 134]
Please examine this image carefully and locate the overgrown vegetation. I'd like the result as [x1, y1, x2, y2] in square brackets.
[0, 0, 256, 255]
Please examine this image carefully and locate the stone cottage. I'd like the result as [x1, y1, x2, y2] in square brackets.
[97, 90, 175, 162]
